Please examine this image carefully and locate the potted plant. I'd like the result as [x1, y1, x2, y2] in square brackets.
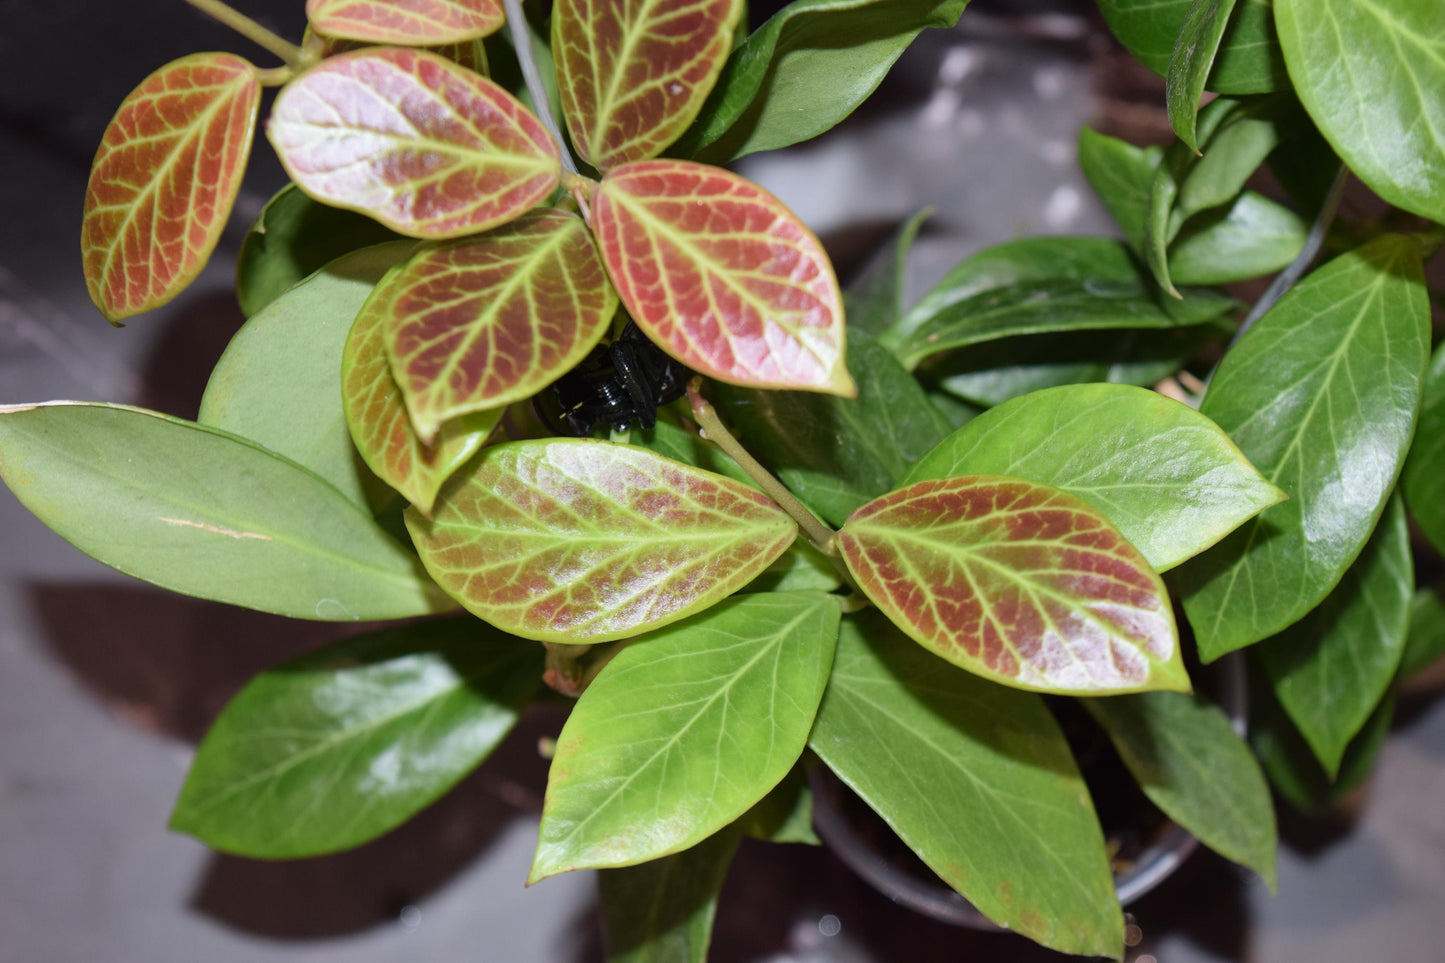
[1, 0, 1441, 959]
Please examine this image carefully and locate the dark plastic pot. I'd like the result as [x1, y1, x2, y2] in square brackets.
[809, 653, 1248, 930]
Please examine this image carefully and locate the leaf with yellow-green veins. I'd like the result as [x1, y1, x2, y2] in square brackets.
[382, 209, 616, 444]
[836, 475, 1189, 695]
[594, 159, 854, 396]
[553, 0, 742, 170]
[268, 48, 561, 239]
[82, 53, 260, 322]
[307, 0, 504, 45]
[406, 439, 798, 642]
[342, 262, 499, 515]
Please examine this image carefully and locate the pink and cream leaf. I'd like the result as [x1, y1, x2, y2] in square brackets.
[307, 0, 505, 45]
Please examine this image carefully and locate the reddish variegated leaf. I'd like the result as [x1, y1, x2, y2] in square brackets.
[553, 0, 742, 169]
[342, 262, 498, 514]
[268, 48, 561, 239]
[383, 209, 616, 444]
[82, 53, 259, 322]
[594, 160, 854, 396]
[405, 439, 798, 642]
[307, 0, 504, 45]
[836, 475, 1189, 695]
[309, 31, 489, 75]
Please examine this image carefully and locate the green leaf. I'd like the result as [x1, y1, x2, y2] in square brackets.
[672, 0, 969, 162]
[1167, 191, 1307, 285]
[530, 591, 841, 880]
[1077, 129, 1163, 252]
[904, 383, 1285, 573]
[170, 617, 539, 857]
[1166, 0, 1240, 150]
[1096, 0, 1287, 93]
[1275, 0, 1445, 224]
[845, 208, 932, 336]
[1255, 497, 1413, 776]
[0, 403, 452, 620]
[711, 328, 952, 527]
[1176, 236, 1431, 660]
[306, 0, 506, 45]
[408, 439, 798, 642]
[235, 183, 402, 318]
[599, 826, 741, 963]
[738, 764, 819, 845]
[837, 475, 1188, 694]
[1399, 586, 1445, 678]
[809, 610, 1122, 958]
[200, 242, 417, 512]
[1403, 342, 1445, 554]
[1085, 690, 1276, 888]
[628, 418, 757, 490]
[745, 541, 842, 594]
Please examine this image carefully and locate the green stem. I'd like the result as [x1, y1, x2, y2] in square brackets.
[184, 0, 309, 69]
[501, 0, 578, 175]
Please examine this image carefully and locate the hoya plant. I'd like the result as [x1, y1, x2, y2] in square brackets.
[1, 0, 1442, 958]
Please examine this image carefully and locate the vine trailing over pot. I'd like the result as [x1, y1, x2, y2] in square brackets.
[1, 0, 1442, 958]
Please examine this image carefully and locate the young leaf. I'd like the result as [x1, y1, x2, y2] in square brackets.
[1399, 587, 1445, 678]
[553, 0, 742, 170]
[1255, 497, 1412, 777]
[594, 159, 853, 396]
[529, 591, 840, 880]
[82, 53, 260, 322]
[599, 826, 742, 963]
[837, 475, 1189, 695]
[407, 439, 798, 642]
[1166, 191, 1306, 285]
[306, 0, 505, 45]
[1403, 342, 1445, 556]
[809, 611, 1122, 959]
[1176, 236, 1430, 660]
[1085, 690, 1276, 888]
[1096, 0, 1287, 93]
[342, 262, 499, 515]
[201, 242, 417, 512]
[382, 209, 616, 443]
[1166, 0, 1239, 150]
[673, 0, 969, 162]
[845, 208, 932, 336]
[235, 183, 402, 318]
[0, 403, 451, 620]
[1275, 0, 1445, 224]
[170, 617, 540, 858]
[1077, 128, 1163, 253]
[268, 48, 561, 238]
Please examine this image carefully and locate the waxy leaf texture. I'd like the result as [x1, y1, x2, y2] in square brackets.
[83, 53, 259, 322]
[407, 440, 797, 642]
[837, 475, 1188, 694]
[553, 0, 741, 169]
[307, 0, 504, 45]
[342, 262, 498, 515]
[383, 209, 616, 443]
[1095, 0, 1286, 93]
[269, 48, 560, 238]
[594, 160, 854, 396]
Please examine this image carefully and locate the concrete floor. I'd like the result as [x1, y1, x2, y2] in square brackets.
[2, 2, 1443, 961]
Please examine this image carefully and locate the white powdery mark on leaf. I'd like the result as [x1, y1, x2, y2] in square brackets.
[157, 517, 272, 540]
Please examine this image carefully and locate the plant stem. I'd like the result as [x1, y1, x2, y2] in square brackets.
[686, 377, 838, 553]
[502, 0, 578, 175]
[184, 0, 309, 68]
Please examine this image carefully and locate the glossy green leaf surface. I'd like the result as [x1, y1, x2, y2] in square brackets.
[1255, 497, 1412, 776]
[408, 440, 797, 642]
[268, 48, 560, 238]
[600, 827, 740, 963]
[837, 475, 1188, 694]
[1275, 0, 1445, 224]
[235, 183, 402, 318]
[82, 53, 259, 322]
[1177, 236, 1430, 660]
[171, 617, 539, 857]
[306, 0, 504, 45]
[1085, 691, 1276, 887]
[745, 542, 842, 595]
[711, 328, 952, 527]
[1166, 0, 1239, 150]
[1403, 342, 1445, 555]
[1096, 0, 1286, 93]
[1077, 128, 1163, 253]
[0, 403, 451, 620]
[554, 0, 741, 169]
[1400, 587, 1445, 678]
[342, 262, 498, 514]
[905, 384, 1283, 572]
[845, 208, 931, 336]
[809, 611, 1122, 958]
[530, 591, 840, 879]
[674, 0, 969, 161]
[629, 419, 757, 491]
[201, 242, 416, 511]
[738, 765, 819, 844]
[1167, 190, 1307, 285]
[382, 209, 615, 443]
